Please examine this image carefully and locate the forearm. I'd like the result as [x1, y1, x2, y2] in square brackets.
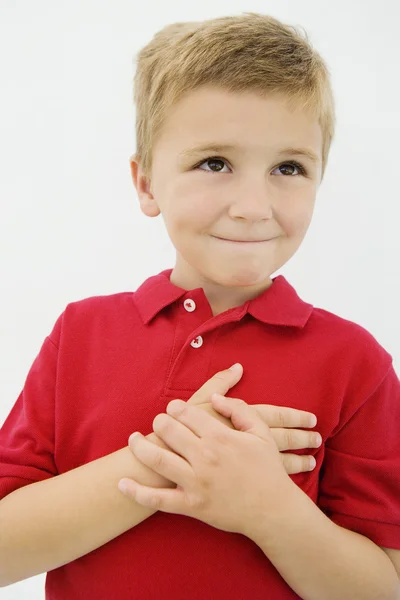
[250, 484, 399, 600]
[0, 434, 172, 587]
[0, 403, 232, 587]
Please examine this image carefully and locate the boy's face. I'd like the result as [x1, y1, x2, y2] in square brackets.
[130, 86, 323, 315]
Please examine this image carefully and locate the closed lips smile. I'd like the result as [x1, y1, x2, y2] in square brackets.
[213, 236, 271, 243]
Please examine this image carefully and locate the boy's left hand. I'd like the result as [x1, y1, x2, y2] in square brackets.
[118, 394, 296, 541]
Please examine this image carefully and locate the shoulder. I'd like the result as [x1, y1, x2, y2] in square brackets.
[64, 291, 135, 316]
[63, 291, 138, 326]
[48, 291, 138, 347]
[305, 306, 395, 412]
[309, 304, 393, 365]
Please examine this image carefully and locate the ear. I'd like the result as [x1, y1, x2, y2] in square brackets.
[129, 155, 160, 217]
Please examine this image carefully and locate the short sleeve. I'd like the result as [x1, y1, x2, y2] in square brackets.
[318, 363, 400, 549]
[0, 315, 63, 500]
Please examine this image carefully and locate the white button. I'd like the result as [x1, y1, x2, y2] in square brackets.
[190, 335, 203, 348]
[184, 298, 196, 312]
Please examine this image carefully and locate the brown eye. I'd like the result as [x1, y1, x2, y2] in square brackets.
[274, 162, 306, 176]
[195, 157, 306, 176]
[197, 157, 230, 173]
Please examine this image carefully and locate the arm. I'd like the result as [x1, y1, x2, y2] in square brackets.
[0, 433, 173, 588]
[249, 484, 400, 600]
[0, 404, 233, 588]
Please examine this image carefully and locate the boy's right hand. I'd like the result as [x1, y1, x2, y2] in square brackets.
[187, 364, 321, 475]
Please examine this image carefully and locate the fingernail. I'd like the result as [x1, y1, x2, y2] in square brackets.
[118, 480, 129, 494]
[129, 432, 141, 445]
[308, 456, 316, 470]
[229, 363, 242, 372]
[309, 415, 317, 427]
[314, 434, 322, 447]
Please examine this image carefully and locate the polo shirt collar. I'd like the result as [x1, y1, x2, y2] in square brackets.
[134, 268, 313, 328]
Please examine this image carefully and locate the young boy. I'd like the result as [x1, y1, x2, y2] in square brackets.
[1, 11, 399, 600]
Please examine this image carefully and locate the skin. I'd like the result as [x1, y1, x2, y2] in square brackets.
[130, 85, 323, 316]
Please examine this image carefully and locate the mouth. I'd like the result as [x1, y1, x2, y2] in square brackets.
[212, 236, 273, 244]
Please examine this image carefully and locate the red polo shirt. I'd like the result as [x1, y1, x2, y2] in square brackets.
[1, 269, 400, 599]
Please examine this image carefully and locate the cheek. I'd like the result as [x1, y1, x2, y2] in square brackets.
[170, 185, 219, 227]
[278, 194, 315, 235]
[284, 217, 312, 242]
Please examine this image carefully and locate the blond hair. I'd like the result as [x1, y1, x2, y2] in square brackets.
[132, 12, 336, 181]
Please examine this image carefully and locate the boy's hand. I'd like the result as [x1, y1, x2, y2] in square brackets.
[150, 364, 320, 475]
[119, 390, 298, 540]
[196, 401, 320, 475]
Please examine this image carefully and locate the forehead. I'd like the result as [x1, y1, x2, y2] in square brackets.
[156, 86, 322, 156]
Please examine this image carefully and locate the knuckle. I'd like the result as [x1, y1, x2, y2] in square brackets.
[282, 454, 308, 475]
[148, 494, 162, 509]
[229, 399, 245, 410]
[258, 404, 272, 423]
[152, 449, 165, 470]
[253, 404, 263, 419]
[281, 455, 293, 474]
[211, 429, 229, 445]
[187, 492, 205, 509]
[277, 410, 286, 428]
[284, 430, 294, 449]
[176, 404, 188, 418]
[270, 429, 284, 450]
[201, 446, 219, 466]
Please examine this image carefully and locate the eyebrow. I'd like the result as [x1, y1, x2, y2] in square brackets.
[178, 143, 320, 165]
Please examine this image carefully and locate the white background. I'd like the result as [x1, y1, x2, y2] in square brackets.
[0, 0, 399, 597]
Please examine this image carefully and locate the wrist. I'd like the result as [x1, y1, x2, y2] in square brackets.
[248, 481, 310, 547]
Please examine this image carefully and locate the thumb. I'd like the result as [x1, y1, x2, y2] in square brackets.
[187, 363, 243, 406]
[219, 363, 244, 391]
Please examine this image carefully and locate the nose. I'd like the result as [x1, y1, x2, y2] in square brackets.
[228, 182, 273, 221]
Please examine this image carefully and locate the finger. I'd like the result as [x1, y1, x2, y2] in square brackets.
[281, 453, 317, 475]
[187, 363, 243, 406]
[210, 397, 317, 430]
[210, 393, 272, 443]
[252, 404, 317, 429]
[208, 397, 321, 450]
[196, 401, 236, 429]
[128, 432, 194, 489]
[118, 478, 187, 514]
[270, 428, 322, 451]
[152, 411, 203, 462]
[165, 399, 233, 444]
